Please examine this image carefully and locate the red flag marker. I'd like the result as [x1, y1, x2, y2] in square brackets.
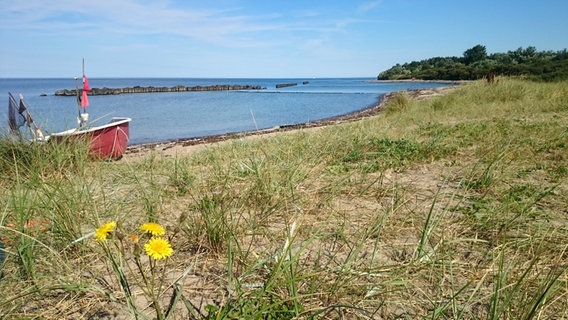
[83, 75, 91, 91]
[81, 90, 89, 108]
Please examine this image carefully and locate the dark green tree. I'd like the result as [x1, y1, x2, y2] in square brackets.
[463, 45, 487, 65]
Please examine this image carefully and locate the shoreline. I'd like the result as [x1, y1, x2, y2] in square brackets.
[365, 79, 465, 84]
[125, 85, 456, 158]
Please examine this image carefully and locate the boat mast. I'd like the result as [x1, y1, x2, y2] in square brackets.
[77, 58, 89, 126]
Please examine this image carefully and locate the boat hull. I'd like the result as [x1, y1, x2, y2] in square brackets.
[50, 117, 131, 159]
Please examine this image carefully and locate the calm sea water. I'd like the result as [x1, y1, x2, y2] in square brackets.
[0, 78, 451, 145]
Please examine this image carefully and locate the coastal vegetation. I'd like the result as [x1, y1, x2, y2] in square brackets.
[1, 78, 567, 319]
[378, 45, 568, 81]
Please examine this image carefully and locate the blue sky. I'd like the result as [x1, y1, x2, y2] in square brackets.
[1, 0, 566, 78]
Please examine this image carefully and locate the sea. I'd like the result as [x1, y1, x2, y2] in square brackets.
[0, 78, 452, 145]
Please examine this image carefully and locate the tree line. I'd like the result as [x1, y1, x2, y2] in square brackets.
[377, 45, 568, 81]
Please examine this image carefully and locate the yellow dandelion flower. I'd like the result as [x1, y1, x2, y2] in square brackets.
[144, 237, 173, 260]
[94, 221, 116, 242]
[139, 222, 165, 236]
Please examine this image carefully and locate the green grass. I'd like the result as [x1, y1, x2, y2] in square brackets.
[1, 78, 567, 319]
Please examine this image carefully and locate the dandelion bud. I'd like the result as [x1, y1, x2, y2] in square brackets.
[178, 212, 188, 223]
[133, 242, 142, 257]
[115, 230, 125, 241]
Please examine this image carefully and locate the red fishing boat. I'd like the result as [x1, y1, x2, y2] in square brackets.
[48, 117, 131, 159]
[7, 61, 132, 160]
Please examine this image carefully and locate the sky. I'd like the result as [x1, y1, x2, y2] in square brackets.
[0, 0, 567, 78]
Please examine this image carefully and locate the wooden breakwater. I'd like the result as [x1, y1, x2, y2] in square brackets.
[275, 81, 309, 88]
[275, 83, 297, 89]
[54, 84, 264, 96]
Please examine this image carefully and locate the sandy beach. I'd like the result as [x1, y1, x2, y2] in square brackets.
[124, 85, 455, 159]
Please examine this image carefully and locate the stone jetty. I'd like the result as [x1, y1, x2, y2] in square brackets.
[55, 84, 264, 96]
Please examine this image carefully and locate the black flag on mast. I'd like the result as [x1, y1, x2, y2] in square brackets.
[8, 92, 29, 134]
[7, 92, 45, 140]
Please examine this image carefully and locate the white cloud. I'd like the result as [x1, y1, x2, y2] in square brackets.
[1, 0, 375, 49]
[356, 1, 383, 14]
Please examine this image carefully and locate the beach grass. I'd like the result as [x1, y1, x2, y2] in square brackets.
[0, 77, 567, 319]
